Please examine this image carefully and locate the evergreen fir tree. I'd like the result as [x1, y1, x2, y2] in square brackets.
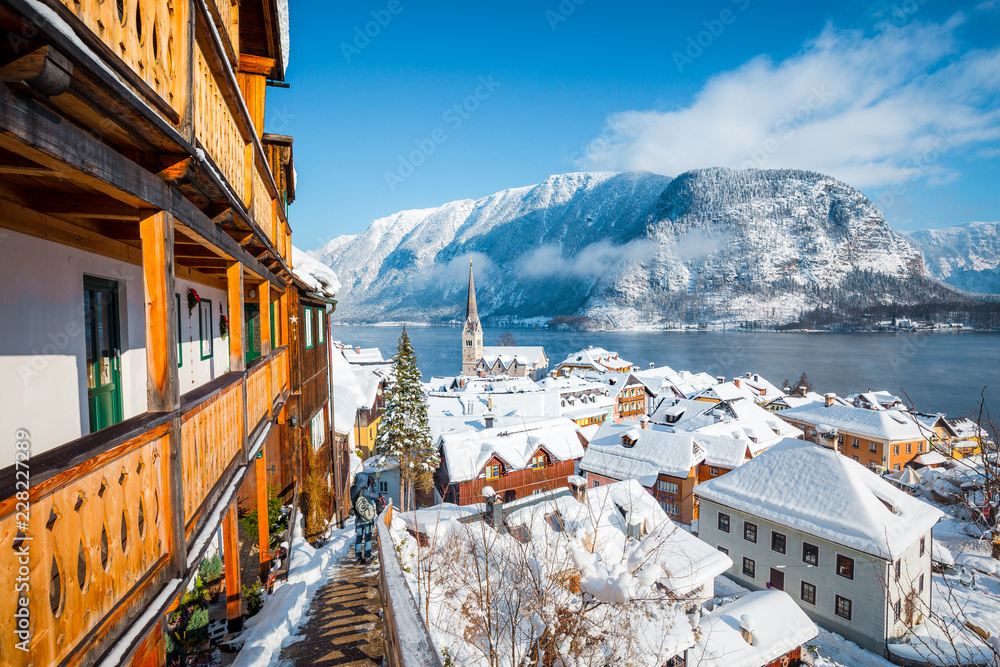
[376, 327, 438, 511]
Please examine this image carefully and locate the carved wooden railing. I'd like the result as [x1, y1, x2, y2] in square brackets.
[0, 425, 172, 667]
[57, 0, 187, 116]
[249, 160, 273, 244]
[180, 377, 245, 531]
[194, 41, 247, 199]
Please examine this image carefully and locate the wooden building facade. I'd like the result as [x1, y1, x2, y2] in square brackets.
[0, 0, 336, 664]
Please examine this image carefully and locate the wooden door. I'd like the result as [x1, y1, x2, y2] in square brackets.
[769, 567, 785, 591]
[84, 276, 123, 431]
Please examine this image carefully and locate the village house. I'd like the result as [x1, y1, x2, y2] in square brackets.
[695, 438, 943, 656]
[538, 374, 615, 426]
[780, 395, 932, 471]
[650, 394, 802, 456]
[555, 346, 634, 375]
[579, 419, 760, 524]
[913, 413, 986, 458]
[0, 0, 325, 660]
[435, 416, 585, 505]
[461, 263, 548, 379]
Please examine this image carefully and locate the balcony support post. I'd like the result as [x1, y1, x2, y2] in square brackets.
[227, 262, 245, 373]
[222, 500, 243, 632]
[140, 209, 180, 412]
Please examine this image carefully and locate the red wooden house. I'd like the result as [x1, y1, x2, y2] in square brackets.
[436, 417, 586, 505]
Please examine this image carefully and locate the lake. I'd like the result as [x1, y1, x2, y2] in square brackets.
[328, 325, 999, 420]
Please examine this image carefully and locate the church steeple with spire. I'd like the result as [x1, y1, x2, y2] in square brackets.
[462, 260, 483, 375]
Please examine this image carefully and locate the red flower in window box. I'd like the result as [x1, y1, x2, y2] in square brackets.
[187, 288, 200, 314]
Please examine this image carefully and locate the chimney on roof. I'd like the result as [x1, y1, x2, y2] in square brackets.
[825, 393, 835, 408]
[734, 378, 741, 389]
[746, 372, 751, 379]
[482, 486, 503, 530]
[740, 614, 755, 645]
[717, 376, 725, 385]
[568, 475, 586, 503]
[640, 415, 650, 430]
[355, 346, 361, 354]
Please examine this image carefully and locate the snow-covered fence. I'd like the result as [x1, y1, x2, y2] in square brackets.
[376, 506, 444, 667]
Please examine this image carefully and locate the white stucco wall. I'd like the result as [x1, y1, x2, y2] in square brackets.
[174, 276, 229, 392]
[0, 230, 146, 465]
[0, 230, 232, 467]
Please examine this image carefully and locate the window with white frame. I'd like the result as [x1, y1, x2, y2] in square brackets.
[310, 407, 326, 450]
[657, 480, 679, 494]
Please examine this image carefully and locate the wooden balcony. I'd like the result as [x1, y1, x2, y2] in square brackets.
[0, 0, 293, 275]
[0, 346, 289, 666]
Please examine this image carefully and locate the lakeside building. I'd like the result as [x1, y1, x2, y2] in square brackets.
[695, 439, 943, 656]
[0, 0, 346, 663]
[461, 263, 548, 379]
[555, 346, 633, 375]
[779, 395, 931, 471]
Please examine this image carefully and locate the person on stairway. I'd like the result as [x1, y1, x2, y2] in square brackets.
[351, 473, 379, 564]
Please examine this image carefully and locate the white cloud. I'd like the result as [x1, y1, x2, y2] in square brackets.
[580, 16, 1000, 189]
[514, 240, 657, 278]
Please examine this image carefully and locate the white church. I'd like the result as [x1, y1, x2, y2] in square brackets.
[462, 262, 548, 380]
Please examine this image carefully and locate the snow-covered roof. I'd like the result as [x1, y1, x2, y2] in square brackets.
[694, 438, 944, 559]
[480, 345, 547, 366]
[690, 590, 818, 667]
[352, 364, 390, 410]
[329, 349, 366, 406]
[914, 451, 947, 467]
[440, 417, 584, 483]
[580, 421, 705, 484]
[291, 246, 340, 297]
[696, 434, 751, 469]
[331, 383, 357, 436]
[892, 467, 924, 486]
[334, 343, 385, 365]
[556, 346, 632, 372]
[651, 397, 800, 455]
[779, 402, 927, 442]
[576, 423, 601, 444]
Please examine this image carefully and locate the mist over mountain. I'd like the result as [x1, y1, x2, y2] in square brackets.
[313, 168, 983, 328]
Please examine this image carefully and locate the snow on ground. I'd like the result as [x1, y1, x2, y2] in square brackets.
[812, 628, 896, 667]
[231, 519, 355, 667]
[888, 573, 1000, 665]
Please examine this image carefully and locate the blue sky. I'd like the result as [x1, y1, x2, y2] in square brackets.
[266, 0, 1000, 249]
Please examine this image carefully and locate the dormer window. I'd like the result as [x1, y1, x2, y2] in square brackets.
[530, 454, 545, 470]
[481, 464, 501, 479]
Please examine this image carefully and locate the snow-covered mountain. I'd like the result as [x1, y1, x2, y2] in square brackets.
[313, 168, 968, 327]
[906, 222, 1000, 294]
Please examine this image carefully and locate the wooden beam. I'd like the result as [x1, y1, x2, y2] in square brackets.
[222, 502, 243, 632]
[140, 210, 180, 412]
[0, 151, 62, 177]
[227, 262, 245, 372]
[0, 82, 285, 289]
[0, 44, 73, 96]
[38, 194, 144, 220]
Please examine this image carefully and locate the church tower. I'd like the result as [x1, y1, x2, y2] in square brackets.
[462, 261, 484, 375]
